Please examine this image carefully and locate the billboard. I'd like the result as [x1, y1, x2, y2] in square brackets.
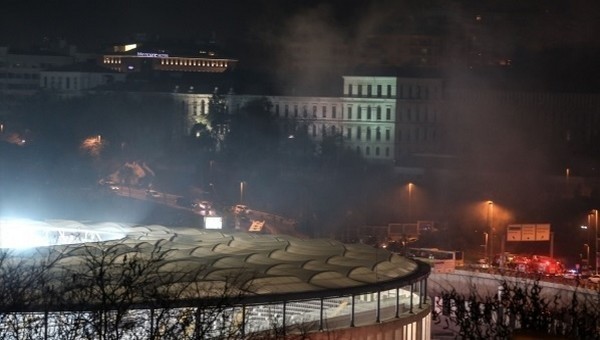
[506, 224, 551, 242]
[507, 225, 522, 241]
[248, 220, 265, 232]
[204, 216, 223, 230]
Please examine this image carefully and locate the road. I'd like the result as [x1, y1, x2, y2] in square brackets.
[103, 185, 303, 237]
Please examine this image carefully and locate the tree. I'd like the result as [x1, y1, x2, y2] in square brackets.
[433, 278, 600, 339]
[0, 242, 299, 339]
[221, 97, 279, 165]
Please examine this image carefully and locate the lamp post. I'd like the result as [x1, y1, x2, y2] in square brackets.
[583, 218, 591, 271]
[483, 232, 489, 263]
[240, 181, 246, 204]
[487, 201, 494, 264]
[408, 183, 414, 222]
[584, 244, 590, 270]
[594, 209, 599, 275]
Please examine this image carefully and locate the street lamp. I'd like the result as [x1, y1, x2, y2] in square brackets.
[408, 182, 414, 222]
[487, 201, 494, 263]
[584, 244, 590, 270]
[483, 232, 489, 263]
[593, 209, 599, 274]
[240, 181, 246, 204]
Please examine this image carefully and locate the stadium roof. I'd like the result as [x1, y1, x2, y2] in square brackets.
[1, 220, 425, 307]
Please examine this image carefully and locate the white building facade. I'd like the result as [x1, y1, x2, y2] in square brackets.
[175, 75, 446, 164]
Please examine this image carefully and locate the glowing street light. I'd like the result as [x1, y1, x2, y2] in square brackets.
[408, 182, 414, 221]
[483, 232, 489, 262]
[240, 181, 246, 204]
[487, 201, 494, 263]
[593, 209, 599, 274]
[584, 244, 590, 269]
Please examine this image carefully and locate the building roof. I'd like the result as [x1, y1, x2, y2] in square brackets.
[2, 219, 425, 307]
[44, 62, 121, 74]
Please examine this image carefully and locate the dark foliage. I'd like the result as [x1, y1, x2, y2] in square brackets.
[433, 279, 600, 339]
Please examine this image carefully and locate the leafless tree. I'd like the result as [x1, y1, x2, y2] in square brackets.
[0, 241, 300, 339]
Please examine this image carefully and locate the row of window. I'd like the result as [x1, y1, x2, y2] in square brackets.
[347, 84, 394, 98]
[398, 106, 439, 123]
[103, 57, 122, 64]
[344, 83, 440, 100]
[191, 100, 207, 115]
[355, 145, 391, 158]
[0, 72, 40, 80]
[103, 57, 228, 69]
[275, 103, 393, 121]
[160, 59, 228, 68]
[308, 124, 437, 142]
[397, 127, 437, 142]
[397, 84, 438, 100]
[43, 75, 80, 90]
[309, 124, 392, 142]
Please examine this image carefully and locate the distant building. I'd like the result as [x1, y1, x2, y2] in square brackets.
[99, 42, 238, 74]
[0, 46, 75, 96]
[175, 75, 447, 164]
[40, 63, 126, 96]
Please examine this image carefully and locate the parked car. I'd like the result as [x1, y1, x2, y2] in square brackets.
[234, 204, 249, 214]
[146, 189, 161, 198]
[197, 200, 212, 210]
[588, 274, 600, 284]
[562, 269, 578, 280]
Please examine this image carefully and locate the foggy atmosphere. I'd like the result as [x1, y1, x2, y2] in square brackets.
[2, 1, 600, 339]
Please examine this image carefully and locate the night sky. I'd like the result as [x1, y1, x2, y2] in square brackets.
[0, 1, 361, 47]
[2, 1, 599, 52]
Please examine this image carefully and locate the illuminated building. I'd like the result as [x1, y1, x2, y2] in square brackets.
[178, 75, 446, 164]
[0, 219, 431, 339]
[100, 42, 238, 74]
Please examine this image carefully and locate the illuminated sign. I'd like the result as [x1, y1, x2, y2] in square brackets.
[506, 224, 551, 242]
[204, 216, 223, 230]
[136, 52, 169, 58]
